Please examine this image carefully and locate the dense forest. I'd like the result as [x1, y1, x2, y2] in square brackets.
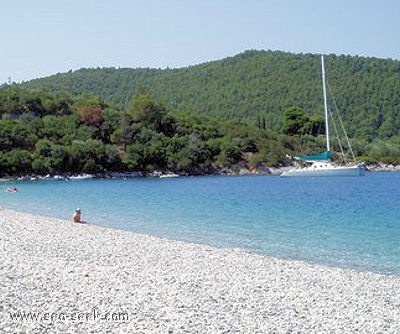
[0, 90, 296, 175]
[20, 50, 400, 139]
[0, 50, 399, 176]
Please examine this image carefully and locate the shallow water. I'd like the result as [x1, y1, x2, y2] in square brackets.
[2, 172, 399, 275]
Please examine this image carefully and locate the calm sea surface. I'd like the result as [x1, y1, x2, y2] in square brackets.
[1, 172, 399, 275]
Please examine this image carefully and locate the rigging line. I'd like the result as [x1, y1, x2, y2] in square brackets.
[328, 107, 347, 162]
[327, 82, 357, 162]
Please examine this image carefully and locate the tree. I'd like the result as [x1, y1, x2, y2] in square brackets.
[42, 116, 68, 143]
[123, 143, 145, 170]
[282, 107, 324, 137]
[126, 93, 166, 132]
[32, 139, 68, 173]
[165, 136, 193, 169]
[249, 139, 287, 166]
[103, 144, 122, 171]
[67, 139, 107, 172]
[77, 106, 104, 127]
[306, 114, 324, 137]
[365, 137, 400, 163]
[0, 149, 32, 174]
[0, 120, 16, 150]
[282, 107, 308, 136]
[215, 137, 243, 166]
[42, 91, 72, 117]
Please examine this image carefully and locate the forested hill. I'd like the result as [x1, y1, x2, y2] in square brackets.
[22, 50, 400, 139]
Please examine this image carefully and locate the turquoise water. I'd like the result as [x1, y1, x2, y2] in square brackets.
[1, 173, 399, 275]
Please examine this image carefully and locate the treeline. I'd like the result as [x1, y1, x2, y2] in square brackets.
[0, 86, 398, 177]
[0, 88, 301, 175]
[20, 50, 400, 141]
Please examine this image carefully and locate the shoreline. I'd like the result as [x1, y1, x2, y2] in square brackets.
[1, 209, 400, 333]
[2, 207, 398, 277]
[0, 162, 399, 182]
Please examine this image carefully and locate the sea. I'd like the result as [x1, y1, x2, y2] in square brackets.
[1, 172, 399, 276]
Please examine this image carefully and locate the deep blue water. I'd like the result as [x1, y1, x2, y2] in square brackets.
[1, 173, 399, 275]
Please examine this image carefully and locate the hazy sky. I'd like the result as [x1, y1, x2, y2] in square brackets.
[1, 0, 399, 82]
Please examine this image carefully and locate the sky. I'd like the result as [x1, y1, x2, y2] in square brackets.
[1, 0, 399, 83]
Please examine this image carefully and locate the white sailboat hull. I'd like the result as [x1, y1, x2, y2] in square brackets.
[281, 164, 365, 177]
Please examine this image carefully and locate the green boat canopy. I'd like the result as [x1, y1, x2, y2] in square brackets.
[297, 151, 332, 162]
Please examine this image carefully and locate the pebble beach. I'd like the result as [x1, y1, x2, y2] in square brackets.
[1, 209, 399, 333]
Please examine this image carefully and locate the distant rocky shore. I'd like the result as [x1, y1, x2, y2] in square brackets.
[363, 163, 400, 172]
[0, 162, 398, 183]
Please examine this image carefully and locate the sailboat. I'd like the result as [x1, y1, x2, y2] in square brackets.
[281, 56, 365, 177]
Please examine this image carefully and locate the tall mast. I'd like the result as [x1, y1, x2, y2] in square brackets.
[321, 55, 330, 152]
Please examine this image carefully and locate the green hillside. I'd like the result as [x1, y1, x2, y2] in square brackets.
[21, 50, 400, 140]
[0, 50, 399, 176]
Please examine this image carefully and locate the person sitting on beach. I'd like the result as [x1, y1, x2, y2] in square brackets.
[71, 208, 83, 223]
